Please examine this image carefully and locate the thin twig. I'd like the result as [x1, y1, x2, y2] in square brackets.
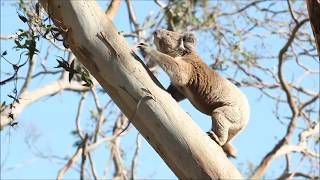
[278, 18, 309, 137]
[91, 86, 105, 142]
[125, 0, 143, 42]
[80, 134, 89, 180]
[111, 115, 129, 180]
[56, 137, 112, 180]
[220, 0, 266, 16]
[105, 0, 121, 20]
[0, 34, 18, 39]
[76, 92, 87, 140]
[130, 133, 141, 180]
[88, 152, 98, 180]
[287, 0, 298, 24]
[19, 56, 35, 95]
[57, 144, 82, 180]
[251, 18, 309, 179]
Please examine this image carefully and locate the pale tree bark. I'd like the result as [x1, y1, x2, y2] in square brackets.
[105, 0, 121, 20]
[38, 0, 242, 179]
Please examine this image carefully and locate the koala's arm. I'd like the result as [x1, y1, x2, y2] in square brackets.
[167, 84, 186, 101]
[139, 44, 192, 86]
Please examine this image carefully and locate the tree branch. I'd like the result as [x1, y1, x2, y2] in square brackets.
[0, 79, 90, 129]
[306, 0, 320, 57]
[19, 56, 35, 96]
[105, 0, 121, 20]
[87, 152, 98, 180]
[251, 18, 309, 179]
[56, 136, 113, 180]
[130, 133, 141, 179]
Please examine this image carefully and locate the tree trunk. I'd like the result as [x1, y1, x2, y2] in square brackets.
[306, 0, 320, 57]
[38, 0, 242, 179]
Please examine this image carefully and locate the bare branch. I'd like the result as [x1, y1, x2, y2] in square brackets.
[280, 172, 319, 180]
[91, 86, 105, 142]
[220, 0, 266, 16]
[19, 57, 35, 95]
[57, 144, 82, 180]
[105, 0, 121, 20]
[125, 0, 143, 42]
[57, 136, 112, 180]
[111, 115, 129, 180]
[0, 34, 18, 39]
[1, 79, 90, 129]
[251, 18, 309, 179]
[278, 18, 309, 136]
[76, 92, 87, 140]
[88, 152, 98, 180]
[154, 0, 165, 8]
[130, 133, 141, 179]
[80, 135, 89, 180]
[287, 0, 298, 24]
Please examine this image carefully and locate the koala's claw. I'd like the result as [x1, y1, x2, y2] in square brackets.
[207, 131, 224, 146]
[138, 43, 152, 59]
[137, 43, 148, 51]
[138, 42, 148, 47]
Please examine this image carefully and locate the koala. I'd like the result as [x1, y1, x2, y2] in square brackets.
[139, 29, 250, 158]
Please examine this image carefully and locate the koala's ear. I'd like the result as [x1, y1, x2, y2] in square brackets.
[182, 32, 196, 45]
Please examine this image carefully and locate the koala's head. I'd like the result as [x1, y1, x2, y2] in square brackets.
[153, 29, 196, 57]
[153, 29, 182, 57]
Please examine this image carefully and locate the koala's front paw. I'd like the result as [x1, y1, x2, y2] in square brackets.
[138, 43, 153, 58]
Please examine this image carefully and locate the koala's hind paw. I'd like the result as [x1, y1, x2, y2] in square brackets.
[207, 131, 224, 146]
[222, 143, 237, 158]
[207, 131, 237, 158]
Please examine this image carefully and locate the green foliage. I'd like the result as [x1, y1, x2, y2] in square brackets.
[164, 1, 198, 29]
[163, 0, 214, 30]
[14, 29, 39, 59]
[73, 140, 82, 147]
[17, 13, 28, 23]
[55, 57, 93, 87]
[70, 130, 79, 136]
[89, 109, 98, 120]
[7, 95, 20, 104]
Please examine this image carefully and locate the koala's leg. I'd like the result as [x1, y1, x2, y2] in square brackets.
[208, 106, 238, 146]
[167, 84, 186, 102]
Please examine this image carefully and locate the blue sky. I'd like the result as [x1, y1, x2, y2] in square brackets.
[1, 1, 318, 179]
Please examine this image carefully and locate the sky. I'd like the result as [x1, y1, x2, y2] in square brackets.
[1, 1, 318, 179]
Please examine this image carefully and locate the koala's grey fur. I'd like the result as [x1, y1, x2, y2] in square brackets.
[139, 29, 250, 157]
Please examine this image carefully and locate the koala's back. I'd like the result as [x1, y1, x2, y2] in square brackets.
[176, 53, 249, 124]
